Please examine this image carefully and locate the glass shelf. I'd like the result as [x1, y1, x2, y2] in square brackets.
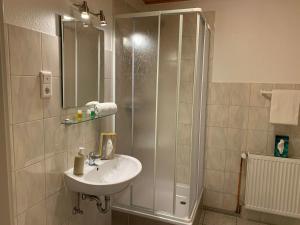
[61, 113, 115, 125]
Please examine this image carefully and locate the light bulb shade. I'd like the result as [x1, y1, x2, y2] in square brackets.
[62, 15, 74, 21]
[100, 20, 107, 26]
[99, 10, 107, 26]
[81, 11, 90, 20]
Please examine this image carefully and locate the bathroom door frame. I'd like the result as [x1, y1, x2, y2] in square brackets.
[0, 0, 13, 224]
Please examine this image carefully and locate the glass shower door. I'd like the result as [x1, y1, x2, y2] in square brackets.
[115, 16, 159, 210]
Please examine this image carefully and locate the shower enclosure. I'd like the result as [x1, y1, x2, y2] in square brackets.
[113, 8, 210, 224]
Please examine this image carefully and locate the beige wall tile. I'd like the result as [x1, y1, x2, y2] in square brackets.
[227, 128, 247, 152]
[273, 83, 295, 90]
[249, 83, 272, 107]
[223, 172, 239, 195]
[44, 117, 65, 157]
[248, 107, 269, 130]
[43, 77, 61, 118]
[41, 34, 60, 77]
[206, 127, 227, 150]
[8, 25, 41, 76]
[181, 37, 195, 59]
[178, 102, 193, 124]
[11, 76, 43, 124]
[207, 105, 229, 127]
[230, 84, 250, 106]
[222, 194, 237, 212]
[225, 151, 241, 173]
[203, 190, 223, 209]
[17, 200, 46, 225]
[178, 123, 191, 146]
[45, 152, 67, 196]
[205, 148, 226, 171]
[246, 130, 268, 154]
[207, 83, 231, 105]
[205, 170, 224, 192]
[229, 106, 249, 129]
[15, 161, 45, 214]
[180, 59, 194, 83]
[13, 120, 44, 169]
[179, 82, 193, 103]
[46, 189, 71, 225]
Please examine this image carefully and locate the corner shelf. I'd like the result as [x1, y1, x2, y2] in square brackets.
[61, 113, 115, 125]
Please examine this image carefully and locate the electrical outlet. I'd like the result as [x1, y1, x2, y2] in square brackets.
[40, 71, 52, 98]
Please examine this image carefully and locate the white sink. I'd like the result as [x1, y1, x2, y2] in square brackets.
[64, 154, 142, 196]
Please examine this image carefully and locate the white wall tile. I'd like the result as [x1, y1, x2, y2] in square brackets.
[205, 170, 224, 192]
[17, 200, 46, 225]
[15, 161, 45, 214]
[13, 120, 44, 169]
[207, 83, 231, 105]
[230, 83, 250, 106]
[248, 107, 269, 130]
[11, 76, 43, 123]
[207, 105, 229, 127]
[8, 25, 41, 76]
[45, 152, 67, 196]
[229, 106, 249, 129]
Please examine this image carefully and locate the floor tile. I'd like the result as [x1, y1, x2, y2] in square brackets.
[203, 211, 236, 225]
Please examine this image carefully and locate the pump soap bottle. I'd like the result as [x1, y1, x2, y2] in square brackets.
[73, 147, 85, 175]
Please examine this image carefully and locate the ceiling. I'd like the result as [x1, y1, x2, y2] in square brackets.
[143, 0, 189, 4]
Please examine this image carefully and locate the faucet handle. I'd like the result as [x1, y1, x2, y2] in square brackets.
[88, 151, 100, 166]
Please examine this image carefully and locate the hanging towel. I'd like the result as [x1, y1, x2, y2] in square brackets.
[270, 90, 300, 125]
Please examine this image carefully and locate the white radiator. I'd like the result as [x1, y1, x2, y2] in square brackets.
[245, 153, 300, 219]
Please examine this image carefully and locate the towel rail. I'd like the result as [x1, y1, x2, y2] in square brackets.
[260, 90, 272, 98]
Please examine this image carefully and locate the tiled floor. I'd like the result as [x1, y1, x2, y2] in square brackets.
[200, 210, 269, 225]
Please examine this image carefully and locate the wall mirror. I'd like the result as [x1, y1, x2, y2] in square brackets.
[61, 18, 104, 108]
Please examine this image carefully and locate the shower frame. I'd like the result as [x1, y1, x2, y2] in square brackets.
[112, 8, 211, 225]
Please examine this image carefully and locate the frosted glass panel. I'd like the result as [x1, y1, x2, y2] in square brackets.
[189, 15, 205, 214]
[197, 26, 210, 201]
[115, 18, 134, 206]
[131, 17, 159, 209]
[155, 14, 180, 215]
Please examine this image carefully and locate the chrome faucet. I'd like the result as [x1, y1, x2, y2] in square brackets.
[88, 152, 101, 166]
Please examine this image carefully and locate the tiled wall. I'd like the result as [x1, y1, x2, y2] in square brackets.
[203, 81, 300, 224]
[4, 24, 112, 225]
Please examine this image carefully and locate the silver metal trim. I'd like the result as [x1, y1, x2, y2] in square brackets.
[115, 8, 202, 19]
[173, 13, 183, 216]
[153, 14, 161, 212]
[188, 12, 201, 214]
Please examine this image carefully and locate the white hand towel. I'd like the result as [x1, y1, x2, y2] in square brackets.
[270, 90, 300, 125]
[95, 102, 117, 116]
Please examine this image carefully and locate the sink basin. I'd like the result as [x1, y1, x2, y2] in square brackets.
[64, 154, 142, 196]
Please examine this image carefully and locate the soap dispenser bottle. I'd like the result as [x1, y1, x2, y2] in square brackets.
[73, 147, 85, 175]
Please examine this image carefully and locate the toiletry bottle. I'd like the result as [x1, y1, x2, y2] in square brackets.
[73, 147, 85, 175]
[76, 110, 83, 121]
[90, 108, 96, 119]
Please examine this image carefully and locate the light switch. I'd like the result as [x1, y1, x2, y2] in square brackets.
[40, 71, 52, 98]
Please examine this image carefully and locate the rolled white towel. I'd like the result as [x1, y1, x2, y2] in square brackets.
[95, 102, 117, 116]
[86, 101, 117, 117]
